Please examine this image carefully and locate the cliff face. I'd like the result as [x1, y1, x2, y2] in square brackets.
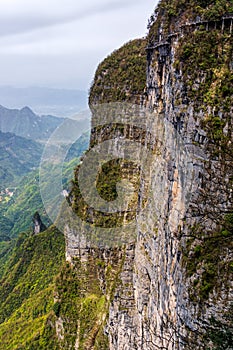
[64, 1, 233, 349]
[107, 5, 233, 350]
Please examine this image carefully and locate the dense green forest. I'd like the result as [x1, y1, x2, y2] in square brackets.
[0, 227, 65, 349]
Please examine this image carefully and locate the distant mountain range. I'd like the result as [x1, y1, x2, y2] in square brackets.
[0, 86, 87, 118]
[0, 104, 90, 143]
[0, 105, 65, 141]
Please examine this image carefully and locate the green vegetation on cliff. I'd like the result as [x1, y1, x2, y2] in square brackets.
[73, 38, 148, 235]
[51, 249, 124, 350]
[71, 156, 140, 231]
[89, 38, 147, 105]
[183, 216, 233, 302]
[175, 28, 233, 109]
[148, 0, 233, 44]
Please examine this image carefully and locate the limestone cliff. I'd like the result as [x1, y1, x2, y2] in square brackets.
[63, 1, 233, 349]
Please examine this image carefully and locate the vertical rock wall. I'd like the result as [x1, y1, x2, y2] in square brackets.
[107, 13, 233, 350]
[64, 4, 233, 349]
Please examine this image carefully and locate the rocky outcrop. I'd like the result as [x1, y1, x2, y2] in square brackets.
[32, 211, 47, 235]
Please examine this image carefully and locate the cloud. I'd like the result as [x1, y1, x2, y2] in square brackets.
[0, 0, 156, 89]
[0, 0, 139, 37]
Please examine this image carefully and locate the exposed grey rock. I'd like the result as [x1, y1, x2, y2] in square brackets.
[64, 13, 233, 350]
[32, 211, 46, 235]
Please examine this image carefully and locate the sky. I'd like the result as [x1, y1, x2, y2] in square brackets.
[0, 0, 157, 91]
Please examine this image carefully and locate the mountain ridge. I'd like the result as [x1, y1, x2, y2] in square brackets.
[0, 85, 87, 117]
[0, 104, 65, 142]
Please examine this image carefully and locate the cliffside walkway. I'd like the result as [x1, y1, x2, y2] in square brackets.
[147, 15, 233, 51]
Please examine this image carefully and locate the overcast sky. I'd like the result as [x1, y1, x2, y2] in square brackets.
[0, 0, 157, 91]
